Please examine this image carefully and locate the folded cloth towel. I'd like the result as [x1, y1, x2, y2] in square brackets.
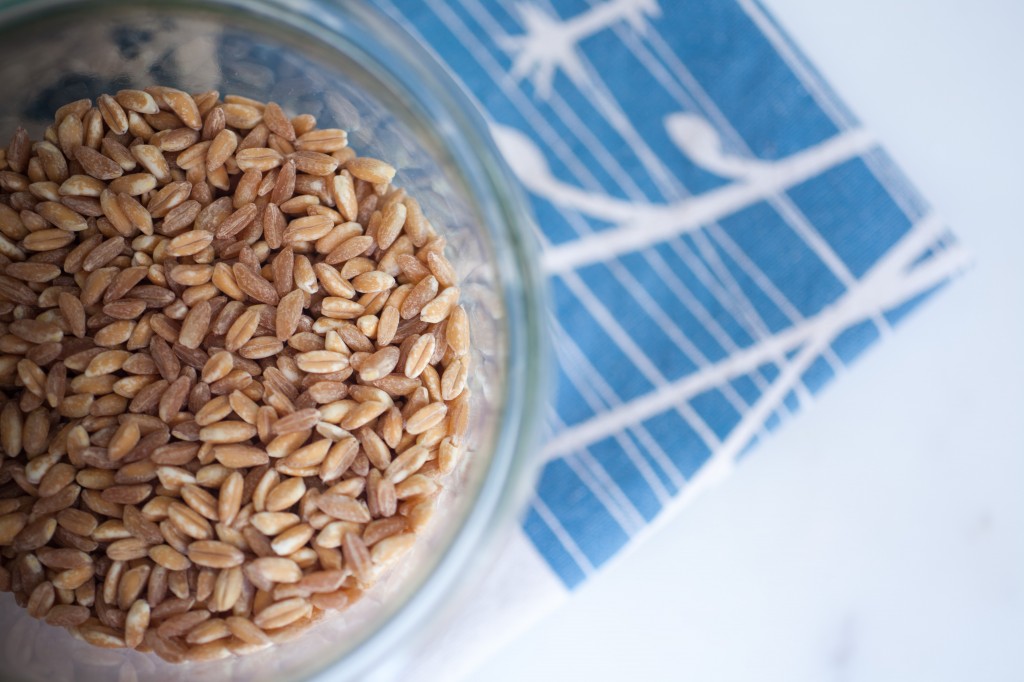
[367, 0, 966, 678]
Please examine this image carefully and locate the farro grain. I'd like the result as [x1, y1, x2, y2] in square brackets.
[396, 254, 430, 283]
[62, 173, 107, 199]
[270, 523, 314, 556]
[229, 387, 262, 425]
[235, 148, 282, 173]
[420, 286, 459, 323]
[370, 532, 415, 566]
[162, 89, 203, 131]
[106, 537, 150, 561]
[123, 505, 163, 545]
[146, 181, 192, 218]
[203, 129, 236, 173]
[0, 512, 29, 545]
[225, 615, 271, 645]
[198, 421, 257, 444]
[101, 484, 152, 505]
[45, 603, 91, 627]
[187, 540, 244, 569]
[358, 429, 391, 473]
[239, 335, 283, 359]
[57, 113, 84, 158]
[345, 157, 395, 185]
[394, 473, 438, 501]
[263, 476, 306, 512]
[252, 597, 311, 630]
[148, 544, 190, 571]
[117, 564, 151, 610]
[248, 513, 298, 538]
[441, 356, 469, 401]
[167, 501, 212, 540]
[296, 128, 347, 153]
[6, 127, 30, 172]
[156, 375, 189, 423]
[246, 557, 302, 588]
[315, 436, 357, 483]
[130, 144, 170, 183]
[157, 608, 212, 640]
[79, 622, 127, 649]
[337, 400, 386, 431]
[116, 90, 160, 115]
[206, 565, 242, 614]
[289, 151, 338, 177]
[341, 531, 372, 583]
[324, 234, 373, 266]
[181, 483, 219, 521]
[196, 567, 217, 603]
[310, 588, 350, 611]
[400, 275, 438, 321]
[383, 444, 430, 485]
[124, 598, 150, 648]
[328, 171, 358, 222]
[317, 493, 372, 524]
[186, 618, 232, 645]
[162, 199, 202, 235]
[292, 250, 315, 290]
[74, 146, 123, 181]
[362, 515, 409, 548]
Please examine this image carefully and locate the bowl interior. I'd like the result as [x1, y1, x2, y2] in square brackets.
[0, 2, 521, 680]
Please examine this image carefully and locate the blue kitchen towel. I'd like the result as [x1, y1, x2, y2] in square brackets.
[377, 0, 965, 588]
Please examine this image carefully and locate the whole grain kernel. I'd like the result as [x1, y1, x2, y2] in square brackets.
[270, 524, 315, 556]
[264, 477, 306, 512]
[253, 596, 311, 630]
[246, 556, 303, 587]
[345, 157, 395, 184]
[167, 230, 213, 257]
[188, 540, 245, 568]
[199, 421, 257, 444]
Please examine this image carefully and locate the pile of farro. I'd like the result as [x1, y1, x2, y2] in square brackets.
[0, 87, 470, 663]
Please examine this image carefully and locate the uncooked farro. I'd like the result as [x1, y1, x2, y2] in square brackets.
[0, 88, 470, 662]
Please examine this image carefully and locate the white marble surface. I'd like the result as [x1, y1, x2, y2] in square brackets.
[469, 1, 1024, 680]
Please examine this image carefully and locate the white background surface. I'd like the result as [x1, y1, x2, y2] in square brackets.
[470, 1, 1024, 680]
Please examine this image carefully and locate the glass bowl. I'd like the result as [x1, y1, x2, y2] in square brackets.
[0, 0, 547, 680]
